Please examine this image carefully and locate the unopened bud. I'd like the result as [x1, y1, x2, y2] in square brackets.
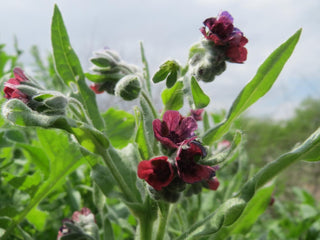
[90, 49, 121, 68]
[115, 74, 141, 101]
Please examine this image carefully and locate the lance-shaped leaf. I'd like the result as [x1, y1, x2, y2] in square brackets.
[51, 5, 104, 130]
[176, 126, 320, 240]
[202, 29, 302, 145]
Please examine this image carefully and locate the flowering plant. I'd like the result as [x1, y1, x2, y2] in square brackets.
[1, 5, 320, 240]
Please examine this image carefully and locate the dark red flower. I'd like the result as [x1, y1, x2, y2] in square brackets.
[152, 110, 198, 149]
[190, 109, 204, 121]
[137, 156, 174, 191]
[3, 67, 29, 103]
[176, 139, 215, 184]
[200, 11, 248, 63]
[206, 177, 220, 190]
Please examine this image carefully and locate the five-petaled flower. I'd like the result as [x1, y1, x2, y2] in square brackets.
[200, 11, 248, 63]
[152, 110, 197, 149]
[176, 138, 216, 184]
[137, 156, 174, 191]
[3, 67, 29, 103]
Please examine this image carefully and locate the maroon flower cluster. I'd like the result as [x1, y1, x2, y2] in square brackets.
[137, 110, 219, 200]
[200, 11, 248, 63]
[3, 67, 29, 103]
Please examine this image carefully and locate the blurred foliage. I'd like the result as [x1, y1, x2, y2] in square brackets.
[238, 98, 320, 200]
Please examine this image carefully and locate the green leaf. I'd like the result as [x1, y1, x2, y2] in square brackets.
[1, 129, 86, 239]
[140, 42, 151, 95]
[190, 76, 210, 109]
[51, 5, 83, 85]
[231, 184, 274, 234]
[135, 108, 151, 160]
[71, 123, 110, 155]
[161, 81, 184, 111]
[16, 143, 50, 178]
[241, 127, 320, 204]
[102, 108, 135, 149]
[202, 29, 302, 145]
[51, 5, 104, 130]
[152, 60, 180, 88]
[25, 207, 48, 231]
[177, 126, 320, 240]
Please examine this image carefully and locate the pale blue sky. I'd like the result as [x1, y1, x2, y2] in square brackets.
[1, 0, 319, 119]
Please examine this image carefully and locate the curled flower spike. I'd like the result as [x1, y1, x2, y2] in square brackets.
[200, 11, 248, 63]
[153, 110, 197, 149]
[3, 67, 29, 103]
[176, 138, 216, 184]
[137, 156, 174, 191]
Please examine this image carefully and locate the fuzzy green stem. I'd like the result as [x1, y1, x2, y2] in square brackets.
[101, 149, 137, 203]
[139, 215, 155, 240]
[141, 90, 158, 119]
[155, 203, 171, 240]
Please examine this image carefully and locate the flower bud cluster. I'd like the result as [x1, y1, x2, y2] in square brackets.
[3, 67, 68, 115]
[189, 11, 247, 82]
[137, 110, 219, 202]
[57, 207, 99, 240]
[87, 49, 142, 101]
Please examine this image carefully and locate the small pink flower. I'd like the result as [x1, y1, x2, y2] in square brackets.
[137, 156, 174, 191]
[3, 67, 29, 103]
[153, 110, 197, 149]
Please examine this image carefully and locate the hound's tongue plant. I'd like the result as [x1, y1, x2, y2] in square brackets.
[1, 4, 319, 240]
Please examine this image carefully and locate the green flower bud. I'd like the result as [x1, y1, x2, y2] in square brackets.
[90, 49, 121, 68]
[115, 74, 141, 101]
[189, 39, 227, 82]
[44, 95, 68, 109]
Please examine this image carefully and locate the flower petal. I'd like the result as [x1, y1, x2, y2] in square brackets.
[137, 156, 174, 191]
